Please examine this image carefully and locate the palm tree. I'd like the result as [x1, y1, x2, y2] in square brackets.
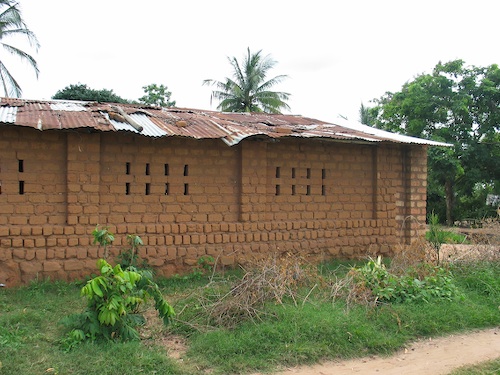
[0, 0, 39, 97]
[203, 48, 290, 114]
[359, 102, 375, 125]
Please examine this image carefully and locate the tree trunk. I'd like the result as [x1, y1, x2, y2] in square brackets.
[445, 179, 454, 226]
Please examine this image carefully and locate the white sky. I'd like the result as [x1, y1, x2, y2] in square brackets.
[9, 0, 500, 123]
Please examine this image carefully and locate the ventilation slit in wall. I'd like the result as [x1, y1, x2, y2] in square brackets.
[291, 185, 296, 195]
[165, 183, 169, 195]
[276, 167, 281, 178]
[306, 168, 311, 179]
[184, 165, 189, 176]
[126, 162, 131, 175]
[291, 167, 296, 178]
[164, 163, 169, 176]
[145, 183, 150, 195]
[19, 180, 25, 195]
[306, 185, 311, 195]
[145, 163, 150, 175]
[322, 169, 326, 195]
[125, 182, 130, 195]
[18, 160, 24, 173]
[184, 183, 189, 195]
[275, 184, 281, 195]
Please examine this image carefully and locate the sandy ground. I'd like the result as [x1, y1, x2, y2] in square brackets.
[255, 327, 500, 375]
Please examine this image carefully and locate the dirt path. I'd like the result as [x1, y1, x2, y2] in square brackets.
[258, 327, 500, 375]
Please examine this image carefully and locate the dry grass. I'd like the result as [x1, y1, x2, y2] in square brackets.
[175, 252, 322, 330]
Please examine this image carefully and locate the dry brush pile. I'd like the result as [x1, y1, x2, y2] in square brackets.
[174, 252, 324, 331]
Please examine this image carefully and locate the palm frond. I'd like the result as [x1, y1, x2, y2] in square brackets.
[0, 0, 39, 97]
[1, 42, 39, 75]
[0, 59, 21, 97]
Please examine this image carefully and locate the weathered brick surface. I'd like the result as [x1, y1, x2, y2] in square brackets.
[0, 128, 428, 285]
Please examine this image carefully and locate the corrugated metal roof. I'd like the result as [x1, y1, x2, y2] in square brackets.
[0, 98, 451, 147]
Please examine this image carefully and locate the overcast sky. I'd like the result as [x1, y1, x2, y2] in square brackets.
[10, 0, 500, 123]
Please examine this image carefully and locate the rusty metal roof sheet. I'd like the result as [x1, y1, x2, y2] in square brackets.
[0, 98, 451, 147]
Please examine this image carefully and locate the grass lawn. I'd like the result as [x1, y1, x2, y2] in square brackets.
[451, 358, 500, 375]
[0, 259, 498, 375]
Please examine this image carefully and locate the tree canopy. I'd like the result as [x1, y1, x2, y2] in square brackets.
[369, 60, 500, 224]
[203, 48, 291, 114]
[0, 0, 39, 97]
[138, 83, 176, 107]
[52, 83, 131, 103]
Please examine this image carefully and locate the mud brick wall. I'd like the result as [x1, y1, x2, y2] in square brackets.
[0, 126, 428, 285]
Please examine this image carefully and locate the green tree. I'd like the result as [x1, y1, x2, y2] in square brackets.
[359, 102, 375, 125]
[52, 83, 131, 103]
[203, 48, 291, 113]
[370, 60, 500, 224]
[138, 83, 176, 107]
[0, 0, 39, 97]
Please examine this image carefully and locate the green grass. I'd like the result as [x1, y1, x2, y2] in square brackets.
[1, 260, 499, 375]
[450, 358, 500, 375]
[0, 279, 189, 375]
[425, 229, 469, 244]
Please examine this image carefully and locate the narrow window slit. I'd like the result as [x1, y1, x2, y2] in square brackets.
[125, 182, 130, 195]
[275, 184, 281, 195]
[164, 163, 169, 176]
[145, 183, 150, 195]
[126, 162, 131, 175]
[184, 183, 189, 195]
[322, 168, 326, 179]
[322, 185, 326, 196]
[306, 185, 311, 195]
[165, 183, 169, 195]
[18, 160, 24, 173]
[184, 165, 189, 176]
[306, 168, 311, 179]
[275, 167, 281, 178]
[292, 185, 296, 195]
[145, 163, 150, 175]
[19, 180, 25, 195]
[291, 167, 296, 178]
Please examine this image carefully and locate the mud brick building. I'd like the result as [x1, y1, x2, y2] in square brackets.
[0, 98, 448, 285]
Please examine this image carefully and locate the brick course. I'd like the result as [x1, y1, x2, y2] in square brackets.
[0, 127, 427, 285]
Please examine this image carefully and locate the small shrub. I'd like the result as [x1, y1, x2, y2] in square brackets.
[427, 212, 447, 264]
[116, 234, 150, 270]
[73, 229, 171, 347]
[348, 256, 460, 305]
[92, 225, 115, 259]
[61, 260, 174, 350]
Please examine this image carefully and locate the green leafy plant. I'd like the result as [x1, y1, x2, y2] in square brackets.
[350, 256, 460, 304]
[92, 225, 115, 259]
[427, 212, 447, 264]
[116, 234, 150, 270]
[61, 259, 174, 350]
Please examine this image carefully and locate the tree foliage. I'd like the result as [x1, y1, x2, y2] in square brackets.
[0, 0, 39, 97]
[203, 48, 291, 114]
[359, 102, 375, 125]
[52, 83, 131, 103]
[138, 83, 176, 107]
[369, 60, 500, 223]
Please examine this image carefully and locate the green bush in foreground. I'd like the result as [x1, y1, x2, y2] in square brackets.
[60, 259, 175, 350]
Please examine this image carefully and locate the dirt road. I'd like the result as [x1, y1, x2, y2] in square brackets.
[263, 327, 499, 375]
